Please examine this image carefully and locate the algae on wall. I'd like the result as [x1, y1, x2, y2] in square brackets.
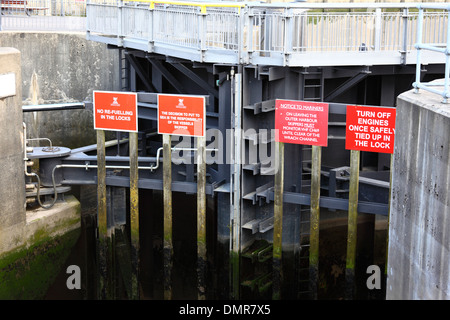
[0, 228, 80, 299]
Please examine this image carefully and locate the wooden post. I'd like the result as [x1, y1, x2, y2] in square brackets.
[197, 136, 207, 300]
[309, 145, 321, 300]
[96, 130, 114, 299]
[273, 141, 284, 300]
[345, 149, 360, 299]
[129, 132, 140, 299]
[163, 134, 173, 300]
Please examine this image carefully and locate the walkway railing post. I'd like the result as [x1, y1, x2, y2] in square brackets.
[129, 132, 140, 299]
[374, 8, 382, 51]
[345, 149, 360, 300]
[163, 134, 173, 300]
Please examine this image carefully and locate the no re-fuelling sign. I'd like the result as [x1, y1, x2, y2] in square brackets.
[93, 91, 138, 132]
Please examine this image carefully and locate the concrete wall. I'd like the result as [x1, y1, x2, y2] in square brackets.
[0, 48, 26, 234]
[387, 84, 450, 299]
[0, 46, 82, 299]
[0, 32, 120, 148]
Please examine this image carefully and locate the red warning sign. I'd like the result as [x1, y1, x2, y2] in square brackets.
[275, 100, 329, 146]
[93, 91, 138, 132]
[345, 105, 396, 154]
[157, 94, 205, 137]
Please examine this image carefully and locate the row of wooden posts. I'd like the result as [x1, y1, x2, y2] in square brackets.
[96, 130, 207, 300]
[273, 144, 364, 300]
[95, 131, 374, 300]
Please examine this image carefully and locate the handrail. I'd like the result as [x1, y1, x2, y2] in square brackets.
[121, 1, 448, 11]
[86, 1, 449, 67]
[413, 4, 450, 103]
[127, 0, 245, 13]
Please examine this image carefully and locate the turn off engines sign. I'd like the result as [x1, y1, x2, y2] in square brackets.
[345, 105, 396, 154]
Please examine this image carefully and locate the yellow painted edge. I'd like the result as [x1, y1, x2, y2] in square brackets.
[128, 0, 244, 12]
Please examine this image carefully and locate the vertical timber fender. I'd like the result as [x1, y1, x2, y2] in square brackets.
[129, 132, 140, 299]
[197, 136, 207, 300]
[163, 134, 173, 300]
[345, 149, 361, 300]
[309, 145, 322, 299]
[272, 141, 284, 300]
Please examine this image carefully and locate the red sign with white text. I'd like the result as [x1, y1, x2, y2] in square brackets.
[345, 105, 396, 154]
[275, 100, 329, 146]
[158, 94, 205, 137]
[93, 91, 138, 132]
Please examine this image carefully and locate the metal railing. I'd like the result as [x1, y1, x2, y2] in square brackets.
[85, 1, 449, 67]
[413, 3, 450, 103]
[0, 0, 86, 31]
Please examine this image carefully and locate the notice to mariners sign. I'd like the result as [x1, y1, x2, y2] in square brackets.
[157, 94, 205, 137]
[275, 99, 329, 147]
[345, 105, 396, 154]
[93, 91, 138, 132]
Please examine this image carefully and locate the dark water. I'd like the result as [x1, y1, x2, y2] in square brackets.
[45, 187, 387, 300]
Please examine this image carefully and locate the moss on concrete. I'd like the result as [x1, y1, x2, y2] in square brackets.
[0, 227, 80, 300]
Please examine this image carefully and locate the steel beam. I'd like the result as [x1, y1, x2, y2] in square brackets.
[325, 69, 371, 101]
[125, 52, 157, 92]
[170, 62, 219, 99]
[147, 58, 186, 94]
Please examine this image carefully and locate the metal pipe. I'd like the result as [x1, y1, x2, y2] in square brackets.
[413, 7, 424, 94]
[22, 102, 86, 112]
[27, 137, 53, 150]
[230, 70, 242, 300]
[23, 123, 58, 209]
[443, 8, 450, 104]
[415, 43, 446, 54]
[53, 147, 216, 173]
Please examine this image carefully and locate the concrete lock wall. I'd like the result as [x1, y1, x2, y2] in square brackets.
[387, 83, 450, 300]
[0, 32, 120, 148]
[0, 48, 26, 237]
[0, 46, 83, 299]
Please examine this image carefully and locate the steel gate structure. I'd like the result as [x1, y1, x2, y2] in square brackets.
[24, 1, 449, 299]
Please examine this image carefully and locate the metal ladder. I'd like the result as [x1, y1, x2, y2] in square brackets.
[119, 48, 130, 92]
